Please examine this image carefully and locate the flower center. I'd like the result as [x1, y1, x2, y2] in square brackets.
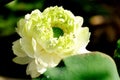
[52, 27, 64, 38]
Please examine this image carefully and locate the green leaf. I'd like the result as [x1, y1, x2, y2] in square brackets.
[114, 39, 120, 58]
[35, 52, 120, 80]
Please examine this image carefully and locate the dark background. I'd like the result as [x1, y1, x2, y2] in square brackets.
[0, 0, 120, 79]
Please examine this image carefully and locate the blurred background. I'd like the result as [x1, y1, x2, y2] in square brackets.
[0, 0, 120, 79]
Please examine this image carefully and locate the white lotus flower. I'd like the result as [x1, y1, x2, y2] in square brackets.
[12, 6, 90, 78]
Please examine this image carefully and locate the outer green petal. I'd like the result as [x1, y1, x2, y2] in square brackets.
[20, 38, 35, 58]
[75, 27, 90, 53]
[13, 56, 32, 65]
[27, 9, 42, 21]
[12, 39, 27, 57]
[74, 16, 83, 32]
[16, 18, 26, 37]
[26, 60, 40, 78]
